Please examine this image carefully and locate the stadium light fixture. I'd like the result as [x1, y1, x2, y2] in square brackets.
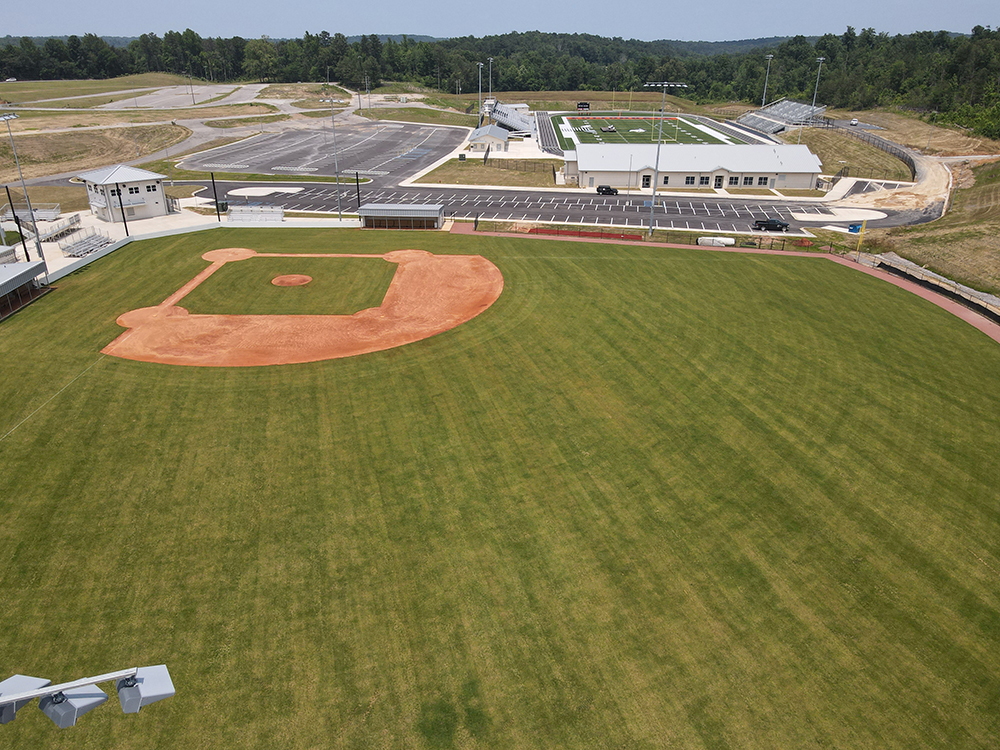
[320, 99, 344, 220]
[643, 82, 688, 237]
[762, 55, 774, 108]
[1, 113, 47, 275]
[477, 62, 484, 127]
[799, 57, 825, 144]
[0, 665, 174, 729]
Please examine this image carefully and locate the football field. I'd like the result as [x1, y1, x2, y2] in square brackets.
[553, 114, 733, 148]
[1, 228, 999, 749]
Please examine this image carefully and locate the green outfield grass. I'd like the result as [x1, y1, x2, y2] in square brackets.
[180, 255, 397, 315]
[1, 228, 999, 749]
[552, 114, 732, 147]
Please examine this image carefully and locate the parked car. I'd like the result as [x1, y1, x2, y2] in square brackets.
[850, 118, 859, 126]
[753, 218, 789, 232]
[596, 185, 618, 195]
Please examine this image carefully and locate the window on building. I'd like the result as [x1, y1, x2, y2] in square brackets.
[699, 176, 710, 186]
[662, 176, 669, 185]
[128, 186, 140, 195]
[743, 176, 754, 186]
[685, 176, 695, 185]
[728, 176, 739, 186]
[109, 188, 120, 196]
[758, 176, 769, 186]
[146, 184, 157, 192]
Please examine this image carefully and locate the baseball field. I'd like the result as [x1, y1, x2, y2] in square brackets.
[1, 227, 999, 749]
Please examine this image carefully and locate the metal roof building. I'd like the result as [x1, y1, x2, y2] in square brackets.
[77, 165, 170, 224]
[358, 203, 445, 230]
[567, 144, 823, 191]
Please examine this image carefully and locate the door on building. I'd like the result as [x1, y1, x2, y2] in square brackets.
[714, 175, 723, 188]
[642, 174, 651, 188]
[588, 177, 594, 187]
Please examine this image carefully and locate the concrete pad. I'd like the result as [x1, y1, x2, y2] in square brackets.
[790, 208, 887, 222]
[228, 187, 304, 198]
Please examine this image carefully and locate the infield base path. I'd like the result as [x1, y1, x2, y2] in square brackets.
[102, 248, 504, 367]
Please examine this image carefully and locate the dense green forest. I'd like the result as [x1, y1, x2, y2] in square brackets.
[2, 27, 998, 136]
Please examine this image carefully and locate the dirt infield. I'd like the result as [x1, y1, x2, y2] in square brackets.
[102, 248, 504, 367]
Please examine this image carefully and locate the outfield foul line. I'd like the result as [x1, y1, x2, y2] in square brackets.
[0, 355, 107, 443]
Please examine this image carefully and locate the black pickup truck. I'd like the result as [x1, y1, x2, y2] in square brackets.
[753, 218, 789, 232]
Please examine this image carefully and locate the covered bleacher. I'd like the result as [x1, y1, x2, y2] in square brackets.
[486, 101, 536, 135]
[736, 98, 828, 135]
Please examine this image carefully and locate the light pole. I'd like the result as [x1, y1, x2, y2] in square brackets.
[1, 113, 46, 272]
[488, 57, 493, 99]
[477, 62, 484, 126]
[761, 54, 774, 108]
[799, 57, 825, 144]
[643, 82, 688, 237]
[320, 99, 343, 220]
[1, 665, 174, 729]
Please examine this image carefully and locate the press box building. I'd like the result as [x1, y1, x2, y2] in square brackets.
[77, 165, 170, 224]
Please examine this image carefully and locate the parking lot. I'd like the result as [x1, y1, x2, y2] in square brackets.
[183, 122, 465, 182]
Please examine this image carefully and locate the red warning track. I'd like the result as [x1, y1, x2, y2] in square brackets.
[102, 248, 504, 367]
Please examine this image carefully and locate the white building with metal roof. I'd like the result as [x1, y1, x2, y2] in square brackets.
[77, 165, 170, 224]
[566, 144, 823, 191]
[468, 125, 509, 152]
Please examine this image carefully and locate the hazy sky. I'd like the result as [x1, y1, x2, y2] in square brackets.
[5, 0, 993, 41]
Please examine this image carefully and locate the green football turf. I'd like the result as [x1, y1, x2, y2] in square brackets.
[1, 228, 999, 749]
[179, 256, 397, 316]
[553, 114, 731, 147]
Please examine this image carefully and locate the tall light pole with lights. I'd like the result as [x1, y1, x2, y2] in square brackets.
[320, 99, 343, 220]
[488, 57, 493, 99]
[1, 665, 174, 729]
[643, 82, 688, 237]
[799, 57, 825, 144]
[477, 62, 484, 126]
[761, 54, 774, 108]
[2, 113, 47, 272]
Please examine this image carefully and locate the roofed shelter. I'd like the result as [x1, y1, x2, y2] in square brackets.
[77, 165, 170, 224]
[0, 261, 48, 321]
[358, 204, 445, 229]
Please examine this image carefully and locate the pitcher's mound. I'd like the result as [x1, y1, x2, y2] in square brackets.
[272, 274, 312, 286]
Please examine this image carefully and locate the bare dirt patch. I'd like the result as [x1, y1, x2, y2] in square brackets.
[272, 274, 312, 287]
[103, 249, 504, 367]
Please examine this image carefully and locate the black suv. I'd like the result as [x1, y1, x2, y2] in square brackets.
[753, 218, 789, 232]
[596, 185, 618, 195]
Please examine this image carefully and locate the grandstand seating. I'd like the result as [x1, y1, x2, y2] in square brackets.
[488, 102, 536, 134]
[736, 98, 827, 135]
[535, 112, 563, 155]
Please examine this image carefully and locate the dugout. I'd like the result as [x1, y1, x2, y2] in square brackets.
[358, 204, 445, 230]
[0, 261, 48, 321]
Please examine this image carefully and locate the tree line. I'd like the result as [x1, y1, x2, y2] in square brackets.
[2, 26, 998, 137]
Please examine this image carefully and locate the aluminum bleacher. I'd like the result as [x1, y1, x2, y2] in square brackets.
[489, 102, 536, 135]
[59, 228, 115, 258]
[1, 203, 61, 222]
[736, 98, 827, 135]
[228, 205, 284, 223]
[36, 214, 82, 242]
[535, 111, 563, 155]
